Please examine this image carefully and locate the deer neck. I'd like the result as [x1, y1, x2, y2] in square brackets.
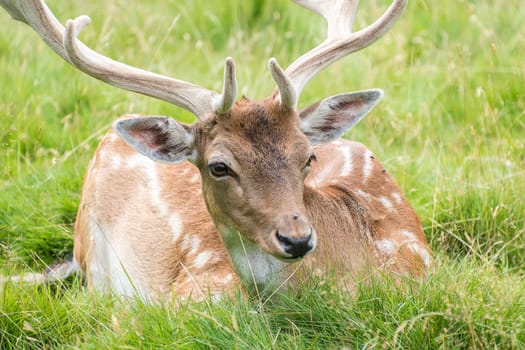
[216, 224, 286, 294]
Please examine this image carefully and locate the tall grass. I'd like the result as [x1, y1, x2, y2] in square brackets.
[1, 0, 524, 348]
[1, 257, 523, 349]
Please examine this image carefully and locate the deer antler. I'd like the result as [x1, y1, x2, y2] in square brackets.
[0, 0, 237, 119]
[271, 0, 407, 109]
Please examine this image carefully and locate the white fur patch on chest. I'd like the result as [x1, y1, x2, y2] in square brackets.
[217, 225, 284, 293]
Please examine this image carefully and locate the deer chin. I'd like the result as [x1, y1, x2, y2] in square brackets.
[216, 224, 287, 291]
[216, 223, 288, 260]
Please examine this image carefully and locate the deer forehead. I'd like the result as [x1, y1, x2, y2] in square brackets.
[200, 100, 312, 171]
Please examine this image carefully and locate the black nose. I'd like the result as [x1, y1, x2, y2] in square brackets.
[276, 231, 314, 258]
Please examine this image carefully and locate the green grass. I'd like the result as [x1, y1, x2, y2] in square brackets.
[1, 257, 523, 349]
[1, 0, 524, 348]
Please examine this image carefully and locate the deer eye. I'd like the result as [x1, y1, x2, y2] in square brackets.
[208, 162, 232, 178]
[303, 153, 317, 170]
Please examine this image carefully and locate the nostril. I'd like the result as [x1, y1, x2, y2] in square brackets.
[276, 231, 292, 247]
[307, 235, 314, 250]
[304, 233, 312, 245]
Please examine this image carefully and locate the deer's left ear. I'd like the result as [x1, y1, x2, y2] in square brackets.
[299, 89, 383, 145]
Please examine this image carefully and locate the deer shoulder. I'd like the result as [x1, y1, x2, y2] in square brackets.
[74, 117, 238, 299]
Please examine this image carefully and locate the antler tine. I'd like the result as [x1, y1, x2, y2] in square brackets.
[212, 57, 238, 114]
[1, 0, 237, 119]
[272, 0, 407, 107]
[268, 58, 297, 110]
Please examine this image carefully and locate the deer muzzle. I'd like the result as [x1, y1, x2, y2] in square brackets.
[271, 213, 316, 260]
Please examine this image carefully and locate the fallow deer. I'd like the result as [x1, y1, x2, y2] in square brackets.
[1, 0, 431, 300]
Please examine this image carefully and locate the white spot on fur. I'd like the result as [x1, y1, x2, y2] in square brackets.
[111, 154, 122, 170]
[306, 141, 355, 187]
[125, 154, 150, 169]
[375, 239, 396, 254]
[336, 144, 353, 177]
[399, 230, 417, 241]
[193, 251, 212, 268]
[189, 173, 200, 184]
[107, 132, 120, 142]
[223, 274, 233, 282]
[182, 235, 201, 255]
[355, 189, 373, 202]
[397, 230, 431, 267]
[363, 150, 373, 180]
[190, 236, 201, 255]
[407, 242, 431, 267]
[379, 196, 393, 209]
[310, 166, 333, 186]
[418, 248, 432, 267]
[391, 192, 402, 204]
[169, 213, 182, 241]
[124, 155, 168, 216]
[147, 165, 169, 216]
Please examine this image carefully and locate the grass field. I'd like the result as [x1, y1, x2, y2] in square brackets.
[1, 0, 524, 348]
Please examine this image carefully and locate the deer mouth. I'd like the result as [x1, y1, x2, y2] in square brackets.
[278, 256, 305, 263]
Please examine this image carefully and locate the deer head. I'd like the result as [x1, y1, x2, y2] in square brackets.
[1, 0, 407, 262]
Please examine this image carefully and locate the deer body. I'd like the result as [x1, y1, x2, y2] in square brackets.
[74, 105, 429, 300]
[1, 0, 431, 300]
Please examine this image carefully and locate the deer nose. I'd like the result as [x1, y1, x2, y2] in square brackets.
[276, 230, 314, 259]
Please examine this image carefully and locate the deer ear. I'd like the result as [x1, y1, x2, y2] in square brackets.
[113, 116, 195, 164]
[299, 89, 383, 145]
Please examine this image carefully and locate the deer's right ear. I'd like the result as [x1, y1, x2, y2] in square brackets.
[114, 117, 195, 164]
